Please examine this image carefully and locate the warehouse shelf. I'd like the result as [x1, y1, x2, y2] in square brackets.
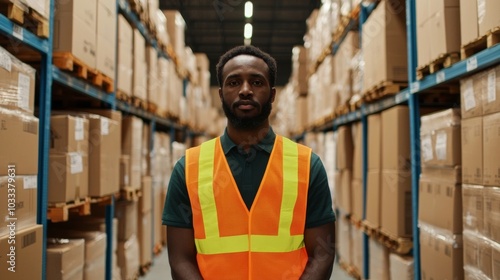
[118, 0, 154, 46]
[0, 13, 50, 53]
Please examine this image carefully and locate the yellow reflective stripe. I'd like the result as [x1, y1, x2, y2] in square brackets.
[251, 234, 304, 252]
[198, 139, 219, 239]
[279, 137, 299, 236]
[195, 235, 249, 255]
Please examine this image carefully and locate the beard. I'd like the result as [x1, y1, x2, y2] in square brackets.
[222, 96, 273, 130]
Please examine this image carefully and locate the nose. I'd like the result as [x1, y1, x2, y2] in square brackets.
[239, 81, 253, 97]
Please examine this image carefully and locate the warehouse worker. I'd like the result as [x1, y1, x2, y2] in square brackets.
[162, 45, 336, 280]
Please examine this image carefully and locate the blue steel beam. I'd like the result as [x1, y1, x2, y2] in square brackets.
[0, 13, 49, 53]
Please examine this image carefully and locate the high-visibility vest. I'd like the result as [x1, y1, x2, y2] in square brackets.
[185, 135, 312, 280]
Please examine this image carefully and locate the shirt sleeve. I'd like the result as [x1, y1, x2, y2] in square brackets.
[305, 153, 336, 228]
[162, 156, 194, 228]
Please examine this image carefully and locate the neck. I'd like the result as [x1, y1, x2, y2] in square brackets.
[226, 121, 271, 150]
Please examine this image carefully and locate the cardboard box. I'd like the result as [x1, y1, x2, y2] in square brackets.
[117, 234, 140, 280]
[334, 31, 358, 104]
[115, 200, 138, 242]
[479, 236, 494, 279]
[0, 175, 37, 236]
[461, 73, 484, 119]
[463, 230, 481, 273]
[460, 0, 479, 45]
[351, 179, 363, 222]
[365, 170, 382, 229]
[362, 0, 408, 92]
[479, 0, 500, 36]
[48, 153, 89, 203]
[0, 225, 43, 280]
[141, 123, 151, 177]
[137, 211, 152, 266]
[0, 47, 36, 114]
[153, 180, 164, 247]
[96, 0, 117, 79]
[483, 112, 500, 186]
[140, 176, 152, 213]
[389, 254, 414, 280]
[117, 15, 133, 96]
[46, 239, 85, 280]
[420, 224, 463, 280]
[369, 238, 390, 280]
[147, 46, 159, 104]
[381, 170, 413, 238]
[368, 114, 382, 170]
[462, 117, 483, 184]
[337, 209, 352, 265]
[163, 10, 186, 65]
[351, 226, 363, 274]
[53, 0, 97, 68]
[50, 115, 89, 154]
[493, 242, 500, 280]
[133, 29, 147, 100]
[429, 4, 461, 61]
[381, 106, 411, 171]
[0, 108, 39, 176]
[25, 0, 50, 19]
[420, 109, 461, 168]
[337, 169, 352, 213]
[462, 184, 484, 233]
[195, 53, 210, 72]
[416, 0, 430, 67]
[122, 116, 143, 189]
[419, 170, 462, 233]
[336, 125, 353, 170]
[484, 186, 500, 243]
[76, 109, 122, 123]
[352, 122, 363, 180]
[483, 65, 500, 115]
[120, 155, 130, 187]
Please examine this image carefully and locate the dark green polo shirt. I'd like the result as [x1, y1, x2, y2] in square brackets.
[162, 128, 335, 229]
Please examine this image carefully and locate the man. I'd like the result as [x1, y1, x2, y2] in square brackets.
[163, 45, 336, 280]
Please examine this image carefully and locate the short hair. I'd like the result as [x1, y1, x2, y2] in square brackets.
[216, 45, 277, 88]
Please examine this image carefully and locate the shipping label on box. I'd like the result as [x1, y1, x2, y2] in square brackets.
[462, 117, 483, 184]
[461, 73, 484, 119]
[50, 115, 89, 154]
[483, 65, 500, 115]
[462, 184, 484, 233]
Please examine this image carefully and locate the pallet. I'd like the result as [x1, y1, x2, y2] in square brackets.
[360, 221, 413, 254]
[338, 261, 362, 280]
[89, 193, 118, 206]
[461, 26, 500, 59]
[116, 90, 132, 103]
[147, 101, 158, 114]
[139, 262, 152, 276]
[132, 96, 148, 110]
[416, 52, 460, 80]
[128, 0, 145, 20]
[53, 52, 114, 92]
[154, 243, 164, 256]
[119, 186, 142, 202]
[0, 1, 49, 38]
[47, 197, 91, 223]
[362, 81, 407, 103]
[361, 220, 380, 238]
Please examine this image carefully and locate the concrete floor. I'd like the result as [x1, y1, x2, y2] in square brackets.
[142, 250, 356, 280]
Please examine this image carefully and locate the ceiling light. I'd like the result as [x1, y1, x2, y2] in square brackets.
[244, 23, 253, 39]
[245, 1, 253, 18]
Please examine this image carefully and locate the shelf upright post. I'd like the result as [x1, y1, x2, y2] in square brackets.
[405, 0, 421, 279]
[37, 1, 55, 280]
[105, 196, 115, 280]
[150, 119, 156, 263]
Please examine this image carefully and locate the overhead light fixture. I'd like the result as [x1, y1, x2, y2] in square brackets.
[245, 1, 253, 18]
[244, 23, 253, 39]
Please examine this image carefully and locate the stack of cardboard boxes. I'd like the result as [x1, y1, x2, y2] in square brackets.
[0, 46, 42, 280]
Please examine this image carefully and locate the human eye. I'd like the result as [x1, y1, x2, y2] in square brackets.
[226, 79, 240, 87]
[252, 80, 264, 86]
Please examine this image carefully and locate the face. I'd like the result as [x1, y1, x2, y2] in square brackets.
[219, 55, 276, 130]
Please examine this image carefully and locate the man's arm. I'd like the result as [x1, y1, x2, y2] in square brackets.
[300, 222, 336, 280]
[167, 226, 203, 280]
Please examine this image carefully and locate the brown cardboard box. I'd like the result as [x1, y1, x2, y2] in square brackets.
[120, 155, 130, 187]
[53, 0, 97, 68]
[48, 153, 89, 203]
[334, 31, 358, 104]
[368, 114, 382, 170]
[351, 226, 363, 274]
[122, 116, 143, 189]
[420, 224, 463, 280]
[295, 96, 308, 133]
[137, 211, 152, 266]
[80, 114, 120, 196]
[0, 225, 42, 280]
[147, 46, 159, 104]
[195, 53, 210, 72]
[484, 186, 500, 243]
[381, 170, 413, 238]
[0, 175, 37, 236]
[96, 0, 117, 79]
[46, 239, 85, 280]
[0, 108, 39, 176]
[77, 109, 122, 123]
[338, 169, 352, 213]
[163, 10, 186, 65]
[462, 184, 484, 233]
[479, 0, 500, 36]
[50, 115, 89, 154]
[115, 200, 138, 242]
[362, 0, 408, 92]
[133, 29, 147, 100]
[25, 0, 50, 19]
[351, 179, 363, 222]
[153, 180, 164, 247]
[352, 122, 363, 180]
[459, 0, 479, 45]
[365, 170, 381, 228]
[420, 109, 461, 168]
[336, 125, 353, 170]
[141, 123, 151, 176]
[463, 230, 480, 273]
[381, 106, 411, 171]
[419, 170, 462, 233]
[429, 4, 461, 61]
[482, 65, 500, 115]
[0, 47, 36, 114]
[117, 234, 140, 280]
[389, 254, 414, 280]
[461, 73, 484, 119]
[337, 209, 352, 265]
[462, 117, 483, 184]
[369, 238, 390, 280]
[483, 112, 500, 186]
[416, 0, 430, 67]
[140, 176, 152, 213]
[493, 242, 500, 280]
[117, 15, 133, 96]
[479, 236, 494, 279]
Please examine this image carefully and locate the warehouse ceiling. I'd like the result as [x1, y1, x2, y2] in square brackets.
[159, 0, 322, 86]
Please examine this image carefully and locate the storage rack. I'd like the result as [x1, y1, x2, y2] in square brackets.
[0, 0, 195, 279]
[302, 0, 500, 279]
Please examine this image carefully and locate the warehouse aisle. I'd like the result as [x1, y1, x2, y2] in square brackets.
[142, 251, 355, 280]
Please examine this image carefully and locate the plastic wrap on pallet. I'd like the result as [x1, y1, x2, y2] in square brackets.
[0, 46, 36, 114]
[463, 229, 497, 279]
[462, 184, 484, 233]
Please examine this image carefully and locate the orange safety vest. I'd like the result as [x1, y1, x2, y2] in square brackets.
[185, 135, 312, 280]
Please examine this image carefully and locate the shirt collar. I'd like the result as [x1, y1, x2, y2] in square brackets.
[220, 128, 276, 155]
